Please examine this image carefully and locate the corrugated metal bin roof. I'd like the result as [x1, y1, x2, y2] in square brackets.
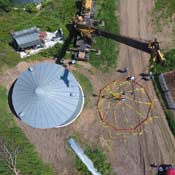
[12, 26, 41, 49]
[12, 62, 84, 128]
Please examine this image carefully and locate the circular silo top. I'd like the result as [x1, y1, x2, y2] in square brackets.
[12, 62, 84, 129]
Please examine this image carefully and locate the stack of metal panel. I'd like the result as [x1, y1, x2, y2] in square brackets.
[68, 138, 101, 175]
[164, 91, 175, 109]
[158, 73, 175, 109]
[158, 73, 169, 92]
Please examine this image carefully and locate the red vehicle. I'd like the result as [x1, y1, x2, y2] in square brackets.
[151, 164, 175, 175]
[166, 168, 175, 175]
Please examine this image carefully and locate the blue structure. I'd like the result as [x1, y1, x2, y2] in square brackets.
[12, 62, 84, 128]
[13, 0, 42, 5]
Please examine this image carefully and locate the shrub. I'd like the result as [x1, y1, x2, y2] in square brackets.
[26, 3, 37, 13]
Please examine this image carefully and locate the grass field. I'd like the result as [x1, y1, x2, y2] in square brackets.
[154, 0, 175, 19]
[0, 86, 54, 175]
[90, 0, 119, 72]
[153, 0, 175, 34]
[72, 70, 93, 107]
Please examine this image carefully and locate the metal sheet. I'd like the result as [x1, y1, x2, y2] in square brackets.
[68, 138, 101, 175]
[158, 73, 169, 92]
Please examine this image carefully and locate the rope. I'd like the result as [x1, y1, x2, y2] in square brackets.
[97, 79, 153, 133]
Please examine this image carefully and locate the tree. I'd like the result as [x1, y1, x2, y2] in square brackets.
[0, 0, 11, 12]
[0, 138, 21, 175]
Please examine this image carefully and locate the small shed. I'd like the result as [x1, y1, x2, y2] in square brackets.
[11, 26, 42, 50]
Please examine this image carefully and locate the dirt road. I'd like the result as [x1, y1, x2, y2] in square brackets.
[111, 0, 175, 175]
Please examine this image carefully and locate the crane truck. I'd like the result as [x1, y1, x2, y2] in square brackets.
[70, 0, 165, 63]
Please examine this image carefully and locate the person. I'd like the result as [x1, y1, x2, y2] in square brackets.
[121, 96, 126, 101]
[116, 67, 128, 73]
[140, 72, 154, 81]
[149, 71, 154, 80]
[123, 67, 128, 73]
[127, 76, 135, 81]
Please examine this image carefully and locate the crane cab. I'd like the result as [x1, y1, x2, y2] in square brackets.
[83, 0, 93, 11]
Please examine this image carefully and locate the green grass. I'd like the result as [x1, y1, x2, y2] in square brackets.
[0, 86, 54, 175]
[153, 0, 175, 32]
[89, 0, 119, 72]
[0, 42, 20, 72]
[72, 70, 93, 106]
[154, 0, 175, 19]
[69, 134, 114, 175]
[152, 49, 175, 73]
[75, 146, 114, 175]
[0, 0, 79, 72]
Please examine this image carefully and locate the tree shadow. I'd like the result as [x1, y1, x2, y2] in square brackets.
[56, 23, 78, 64]
[75, 1, 82, 15]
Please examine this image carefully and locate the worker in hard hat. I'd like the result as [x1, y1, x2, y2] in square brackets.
[110, 91, 126, 102]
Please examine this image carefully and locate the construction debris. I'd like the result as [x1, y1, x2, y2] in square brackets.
[67, 138, 101, 175]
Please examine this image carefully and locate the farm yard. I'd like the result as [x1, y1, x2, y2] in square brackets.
[0, 0, 175, 175]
